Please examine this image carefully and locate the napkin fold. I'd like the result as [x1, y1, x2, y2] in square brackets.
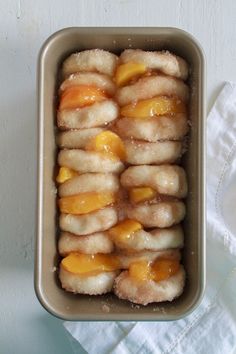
[64, 83, 236, 354]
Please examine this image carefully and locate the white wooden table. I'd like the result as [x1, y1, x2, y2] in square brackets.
[1, 1, 236, 353]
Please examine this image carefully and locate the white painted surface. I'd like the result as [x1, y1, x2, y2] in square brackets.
[1, 0, 236, 353]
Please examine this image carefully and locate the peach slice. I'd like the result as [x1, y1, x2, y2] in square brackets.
[129, 187, 156, 203]
[59, 85, 107, 110]
[151, 258, 180, 282]
[129, 261, 152, 282]
[129, 259, 180, 282]
[108, 219, 142, 246]
[86, 131, 126, 161]
[121, 96, 186, 118]
[115, 62, 147, 87]
[58, 192, 115, 215]
[56, 167, 78, 184]
[61, 253, 120, 276]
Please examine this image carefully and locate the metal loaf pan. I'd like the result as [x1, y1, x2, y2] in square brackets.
[35, 27, 205, 321]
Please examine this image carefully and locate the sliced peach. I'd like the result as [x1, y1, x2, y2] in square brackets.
[129, 187, 156, 203]
[58, 192, 115, 214]
[121, 96, 186, 118]
[129, 261, 152, 281]
[56, 167, 78, 184]
[129, 259, 180, 282]
[85, 131, 126, 161]
[61, 253, 120, 276]
[108, 219, 142, 245]
[151, 259, 180, 282]
[59, 85, 107, 110]
[115, 62, 147, 87]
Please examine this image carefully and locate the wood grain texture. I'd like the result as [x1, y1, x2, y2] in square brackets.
[0, 0, 236, 353]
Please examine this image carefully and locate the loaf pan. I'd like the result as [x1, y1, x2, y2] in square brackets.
[35, 27, 205, 321]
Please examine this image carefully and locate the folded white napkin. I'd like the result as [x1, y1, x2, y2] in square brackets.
[64, 83, 236, 354]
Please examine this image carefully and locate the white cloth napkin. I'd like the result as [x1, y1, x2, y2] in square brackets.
[64, 82, 236, 354]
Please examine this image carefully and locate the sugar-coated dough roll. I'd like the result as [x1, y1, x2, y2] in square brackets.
[59, 207, 118, 235]
[114, 266, 185, 305]
[60, 266, 118, 295]
[116, 114, 188, 142]
[116, 75, 189, 106]
[57, 128, 104, 149]
[121, 165, 188, 198]
[58, 231, 114, 256]
[120, 49, 188, 80]
[58, 149, 124, 174]
[60, 72, 116, 96]
[126, 201, 186, 228]
[113, 225, 184, 252]
[62, 49, 119, 77]
[59, 173, 119, 197]
[118, 249, 181, 268]
[124, 140, 182, 165]
[57, 100, 119, 130]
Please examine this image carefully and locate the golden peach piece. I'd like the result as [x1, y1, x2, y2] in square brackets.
[86, 131, 126, 161]
[129, 187, 156, 203]
[108, 219, 142, 246]
[129, 261, 152, 282]
[129, 259, 180, 282]
[121, 96, 186, 118]
[152, 258, 180, 282]
[115, 62, 147, 87]
[58, 192, 115, 215]
[61, 253, 120, 276]
[56, 167, 78, 184]
[59, 85, 107, 110]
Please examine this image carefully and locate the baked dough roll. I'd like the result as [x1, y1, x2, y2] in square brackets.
[126, 201, 186, 228]
[59, 207, 118, 235]
[116, 114, 188, 142]
[116, 75, 189, 106]
[121, 165, 187, 198]
[57, 100, 119, 130]
[114, 266, 185, 305]
[120, 49, 188, 80]
[124, 140, 182, 165]
[60, 72, 116, 96]
[113, 225, 184, 252]
[60, 267, 118, 295]
[62, 49, 119, 77]
[58, 231, 114, 256]
[118, 249, 181, 268]
[57, 128, 104, 149]
[59, 173, 119, 197]
[58, 149, 124, 174]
